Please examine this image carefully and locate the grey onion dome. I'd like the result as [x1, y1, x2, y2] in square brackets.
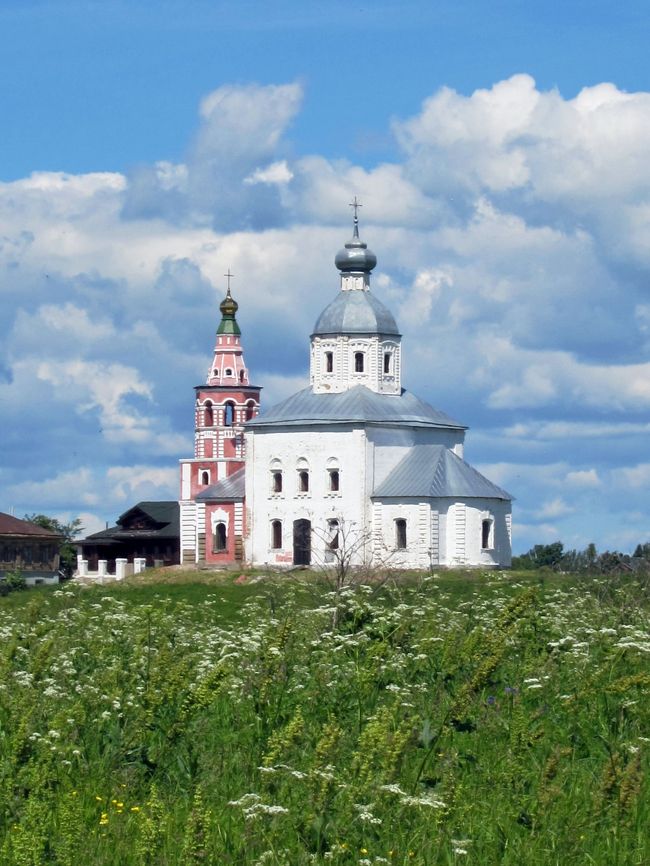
[334, 216, 377, 273]
[312, 290, 400, 336]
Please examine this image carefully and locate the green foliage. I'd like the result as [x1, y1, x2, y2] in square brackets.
[23, 513, 84, 578]
[2, 569, 27, 594]
[0, 574, 648, 864]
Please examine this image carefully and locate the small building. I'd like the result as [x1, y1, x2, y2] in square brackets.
[78, 501, 180, 575]
[0, 512, 62, 585]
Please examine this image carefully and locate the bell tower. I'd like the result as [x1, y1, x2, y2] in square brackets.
[179, 275, 261, 564]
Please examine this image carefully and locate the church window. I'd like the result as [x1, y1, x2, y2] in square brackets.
[327, 519, 340, 550]
[213, 522, 227, 553]
[224, 402, 235, 426]
[272, 471, 283, 493]
[245, 400, 256, 421]
[325, 351, 333, 373]
[240, 370, 245, 382]
[481, 519, 493, 550]
[271, 520, 282, 549]
[213, 368, 219, 377]
[328, 469, 340, 492]
[354, 352, 365, 373]
[384, 352, 391, 374]
[298, 470, 309, 492]
[200, 470, 209, 485]
[225, 368, 233, 376]
[204, 401, 214, 427]
[395, 518, 407, 549]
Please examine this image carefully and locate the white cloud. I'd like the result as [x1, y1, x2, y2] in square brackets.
[536, 498, 574, 519]
[565, 469, 601, 487]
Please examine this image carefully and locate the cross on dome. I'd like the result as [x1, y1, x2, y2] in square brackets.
[349, 196, 362, 237]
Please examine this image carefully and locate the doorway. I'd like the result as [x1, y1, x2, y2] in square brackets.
[293, 519, 311, 566]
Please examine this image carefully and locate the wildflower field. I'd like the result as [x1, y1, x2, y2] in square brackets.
[0, 571, 648, 865]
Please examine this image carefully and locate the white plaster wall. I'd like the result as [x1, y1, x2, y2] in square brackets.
[374, 497, 511, 568]
[245, 426, 369, 565]
[443, 497, 512, 567]
[311, 335, 402, 395]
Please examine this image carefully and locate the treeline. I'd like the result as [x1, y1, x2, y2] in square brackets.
[512, 541, 650, 573]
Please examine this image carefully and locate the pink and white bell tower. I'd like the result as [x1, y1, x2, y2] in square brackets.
[179, 276, 261, 564]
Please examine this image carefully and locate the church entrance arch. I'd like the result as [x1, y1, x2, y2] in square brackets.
[293, 519, 311, 566]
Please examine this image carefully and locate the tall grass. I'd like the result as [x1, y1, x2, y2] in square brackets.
[0, 572, 647, 864]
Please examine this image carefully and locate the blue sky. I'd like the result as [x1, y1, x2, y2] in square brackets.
[1, 0, 650, 554]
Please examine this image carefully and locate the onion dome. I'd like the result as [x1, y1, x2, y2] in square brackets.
[217, 287, 241, 336]
[335, 213, 377, 273]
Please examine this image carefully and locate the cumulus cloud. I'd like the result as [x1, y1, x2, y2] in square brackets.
[3, 74, 650, 552]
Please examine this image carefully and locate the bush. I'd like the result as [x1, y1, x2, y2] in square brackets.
[3, 569, 27, 592]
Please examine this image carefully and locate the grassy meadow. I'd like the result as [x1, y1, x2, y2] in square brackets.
[0, 569, 648, 865]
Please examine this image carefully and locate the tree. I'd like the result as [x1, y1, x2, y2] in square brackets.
[23, 514, 84, 579]
[513, 541, 564, 570]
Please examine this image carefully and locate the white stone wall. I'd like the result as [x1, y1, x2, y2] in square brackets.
[245, 426, 369, 566]
[373, 497, 512, 569]
[311, 335, 402, 395]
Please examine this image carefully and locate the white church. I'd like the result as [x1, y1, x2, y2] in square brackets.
[179, 211, 512, 569]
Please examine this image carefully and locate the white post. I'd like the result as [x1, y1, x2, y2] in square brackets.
[134, 557, 147, 574]
[115, 558, 127, 580]
[98, 560, 108, 576]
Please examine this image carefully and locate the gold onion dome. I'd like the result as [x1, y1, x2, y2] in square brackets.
[217, 286, 241, 336]
[219, 287, 238, 317]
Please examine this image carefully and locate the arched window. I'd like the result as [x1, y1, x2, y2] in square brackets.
[240, 370, 245, 382]
[225, 368, 233, 376]
[395, 518, 407, 550]
[213, 522, 227, 552]
[481, 519, 493, 550]
[325, 351, 333, 373]
[200, 470, 209, 485]
[271, 471, 283, 493]
[384, 352, 391, 374]
[328, 469, 340, 492]
[224, 402, 235, 426]
[298, 470, 309, 492]
[204, 401, 214, 427]
[271, 520, 282, 550]
[354, 352, 364, 373]
[245, 400, 256, 421]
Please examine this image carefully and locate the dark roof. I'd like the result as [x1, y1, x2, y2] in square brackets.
[0, 512, 62, 538]
[117, 501, 179, 528]
[372, 444, 512, 501]
[80, 501, 179, 543]
[246, 385, 465, 430]
[196, 467, 245, 501]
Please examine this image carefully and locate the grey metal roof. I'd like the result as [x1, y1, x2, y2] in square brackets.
[372, 444, 512, 500]
[196, 467, 246, 501]
[312, 290, 400, 336]
[246, 385, 465, 430]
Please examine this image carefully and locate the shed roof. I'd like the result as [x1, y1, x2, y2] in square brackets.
[196, 467, 246, 502]
[372, 444, 512, 501]
[246, 385, 465, 430]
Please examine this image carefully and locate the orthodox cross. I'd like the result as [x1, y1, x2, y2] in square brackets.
[349, 196, 362, 220]
[224, 269, 234, 293]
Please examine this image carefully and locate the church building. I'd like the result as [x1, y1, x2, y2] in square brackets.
[180, 213, 512, 569]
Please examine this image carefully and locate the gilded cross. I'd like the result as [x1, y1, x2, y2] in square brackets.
[224, 269, 234, 292]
